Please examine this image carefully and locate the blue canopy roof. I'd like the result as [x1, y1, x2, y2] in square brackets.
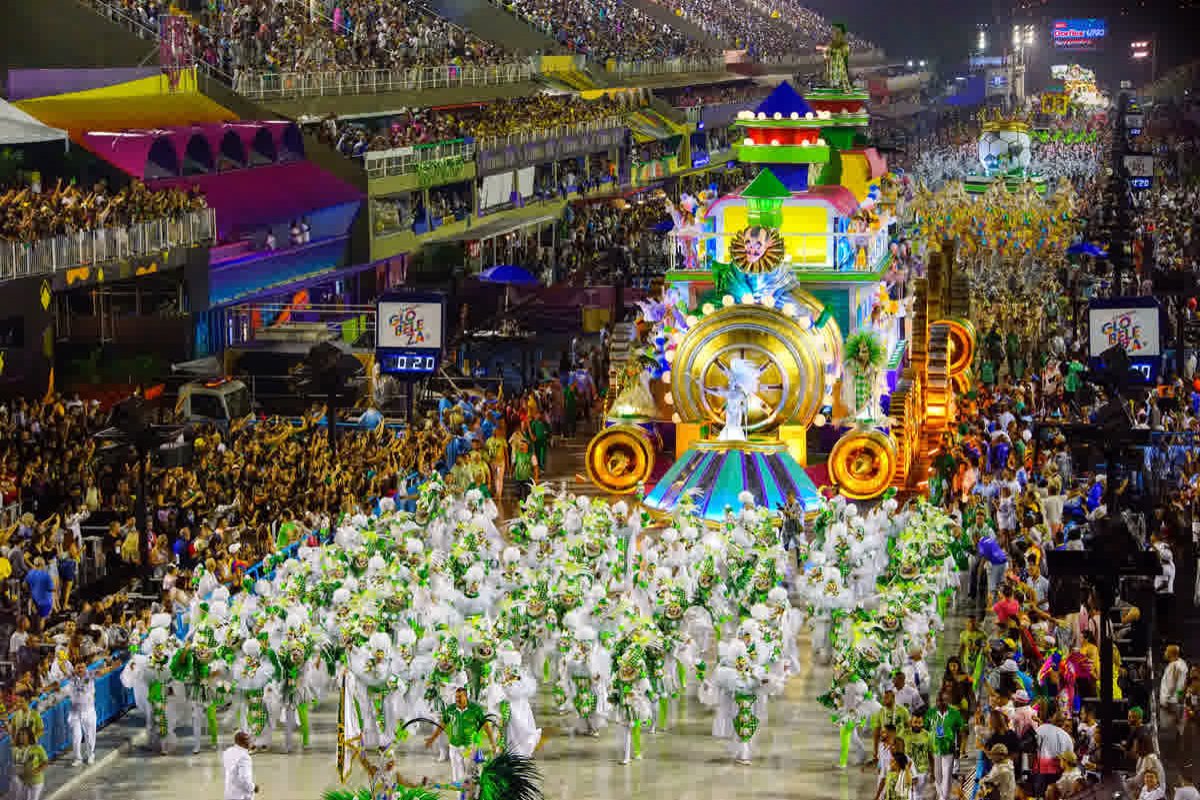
[478, 264, 539, 285]
[753, 82, 814, 119]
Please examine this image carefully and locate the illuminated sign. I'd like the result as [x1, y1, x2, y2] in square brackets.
[1123, 154, 1154, 176]
[1088, 297, 1161, 385]
[376, 291, 445, 377]
[1052, 19, 1106, 50]
[1129, 176, 1152, 190]
[377, 351, 439, 374]
[1089, 300, 1160, 357]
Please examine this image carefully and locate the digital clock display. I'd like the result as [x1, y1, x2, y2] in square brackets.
[379, 352, 439, 374]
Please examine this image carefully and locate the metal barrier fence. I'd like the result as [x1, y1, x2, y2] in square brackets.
[0, 656, 133, 793]
[0, 208, 215, 282]
[605, 57, 727, 77]
[364, 139, 475, 180]
[0, 503, 20, 528]
[475, 117, 624, 151]
[233, 63, 534, 100]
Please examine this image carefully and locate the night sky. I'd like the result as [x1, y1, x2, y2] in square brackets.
[802, 0, 1200, 80]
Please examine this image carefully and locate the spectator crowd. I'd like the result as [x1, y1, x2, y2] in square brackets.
[0, 179, 207, 243]
[100, 0, 514, 78]
[493, 0, 707, 62]
[650, 0, 870, 60]
[311, 92, 643, 158]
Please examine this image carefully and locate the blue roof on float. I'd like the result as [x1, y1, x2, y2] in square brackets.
[753, 82, 814, 118]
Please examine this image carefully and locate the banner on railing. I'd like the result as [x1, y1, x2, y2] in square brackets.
[416, 156, 472, 189]
[477, 127, 625, 176]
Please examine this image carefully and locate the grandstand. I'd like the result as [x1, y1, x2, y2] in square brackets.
[0, 0, 880, 398]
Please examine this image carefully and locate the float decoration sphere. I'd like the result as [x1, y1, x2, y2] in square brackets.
[977, 129, 1032, 174]
[585, 424, 657, 495]
[828, 430, 898, 500]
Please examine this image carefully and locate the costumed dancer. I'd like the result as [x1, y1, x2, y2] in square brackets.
[266, 609, 319, 753]
[170, 604, 230, 754]
[231, 638, 275, 750]
[609, 628, 659, 765]
[557, 621, 608, 736]
[346, 632, 404, 751]
[713, 636, 783, 765]
[142, 613, 183, 754]
[841, 330, 887, 425]
[495, 646, 541, 757]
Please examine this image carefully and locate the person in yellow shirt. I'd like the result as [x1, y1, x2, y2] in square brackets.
[484, 425, 509, 499]
[1079, 630, 1100, 686]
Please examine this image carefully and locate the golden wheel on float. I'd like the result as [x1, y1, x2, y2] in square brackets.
[933, 316, 977, 379]
[585, 424, 657, 495]
[828, 429, 898, 500]
[670, 305, 825, 433]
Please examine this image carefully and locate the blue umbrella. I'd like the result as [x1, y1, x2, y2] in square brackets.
[1067, 241, 1107, 257]
[478, 264, 538, 285]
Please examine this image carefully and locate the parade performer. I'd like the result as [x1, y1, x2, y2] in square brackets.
[495, 647, 542, 757]
[609, 627, 660, 765]
[557, 621, 609, 736]
[425, 686, 496, 784]
[231, 638, 275, 750]
[841, 330, 888, 424]
[713, 637, 784, 765]
[142, 613, 183, 754]
[265, 609, 319, 753]
[347, 632, 405, 750]
[824, 23, 853, 92]
[169, 610, 230, 754]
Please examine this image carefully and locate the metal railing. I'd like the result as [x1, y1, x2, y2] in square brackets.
[0, 208, 216, 282]
[475, 117, 624, 151]
[667, 227, 890, 272]
[605, 56, 727, 77]
[233, 63, 534, 100]
[364, 139, 476, 180]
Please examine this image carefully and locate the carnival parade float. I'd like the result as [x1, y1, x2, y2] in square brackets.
[965, 108, 1048, 196]
[587, 41, 976, 520]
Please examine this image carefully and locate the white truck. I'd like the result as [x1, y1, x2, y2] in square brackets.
[176, 377, 252, 424]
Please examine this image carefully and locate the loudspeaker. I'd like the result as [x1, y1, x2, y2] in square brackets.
[110, 396, 148, 437]
[1048, 576, 1084, 616]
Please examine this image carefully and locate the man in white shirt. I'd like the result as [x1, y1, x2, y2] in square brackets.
[223, 731, 258, 800]
[1033, 716, 1075, 797]
[1159, 645, 1188, 709]
[68, 662, 97, 766]
[891, 671, 922, 714]
[903, 648, 932, 710]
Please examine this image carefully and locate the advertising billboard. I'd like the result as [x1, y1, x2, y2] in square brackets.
[1052, 19, 1106, 51]
[1123, 155, 1154, 176]
[1088, 297, 1162, 384]
[376, 291, 445, 376]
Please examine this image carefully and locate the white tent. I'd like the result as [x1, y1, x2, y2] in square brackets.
[0, 98, 68, 148]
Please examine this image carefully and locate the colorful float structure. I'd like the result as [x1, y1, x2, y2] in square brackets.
[586, 77, 976, 522]
[965, 108, 1048, 196]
